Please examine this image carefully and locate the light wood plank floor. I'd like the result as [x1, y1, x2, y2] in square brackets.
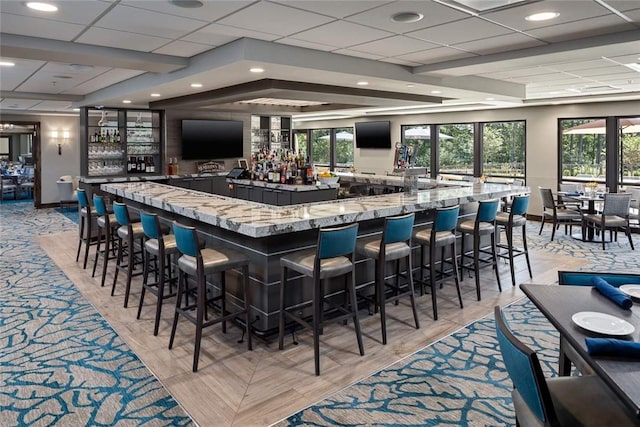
[38, 230, 586, 426]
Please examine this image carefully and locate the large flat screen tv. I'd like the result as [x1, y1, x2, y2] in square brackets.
[181, 119, 244, 160]
[355, 120, 391, 149]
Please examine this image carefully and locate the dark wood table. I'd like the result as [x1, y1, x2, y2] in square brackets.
[520, 283, 640, 419]
[560, 192, 604, 241]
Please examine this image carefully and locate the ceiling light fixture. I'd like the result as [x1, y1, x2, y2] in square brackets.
[150, 93, 161, 97]
[190, 83, 203, 88]
[485, 97, 495, 101]
[0, 61, 15, 67]
[391, 12, 424, 23]
[624, 63, 640, 72]
[122, 100, 132, 104]
[26, 2, 58, 12]
[406, 84, 414, 88]
[169, 0, 203, 8]
[357, 81, 369, 86]
[525, 11, 559, 21]
[431, 90, 442, 94]
[249, 67, 264, 73]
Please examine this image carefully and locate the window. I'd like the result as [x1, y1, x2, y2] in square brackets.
[401, 125, 431, 170]
[305, 127, 354, 169]
[293, 130, 308, 160]
[619, 117, 640, 186]
[311, 129, 330, 166]
[334, 127, 354, 168]
[560, 118, 607, 183]
[438, 124, 474, 175]
[482, 121, 525, 179]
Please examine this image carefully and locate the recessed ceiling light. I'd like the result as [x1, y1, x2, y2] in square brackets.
[431, 90, 442, 94]
[26, 2, 58, 12]
[391, 12, 424, 23]
[485, 97, 495, 101]
[357, 81, 369, 86]
[249, 67, 264, 73]
[72, 108, 80, 112]
[122, 100, 132, 104]
[0, 61, 15, 67]
[525, 12, 559, 21]
[190, 83, 203, 88]
[406, 84, 414, 88]
[169, 0, 203, 8]
[150, 93, 161, 97]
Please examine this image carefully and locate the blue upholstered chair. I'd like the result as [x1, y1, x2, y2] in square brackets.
[92, 194, 119, 288]
[458, 199, 502, 300]
[494, 306, 635, 427]
[112, 202, 146, 308]
[170, 221, 252, 372]
[75, 188, 97, 269]
[356, 213, 419, 345]
[413, 205, 462, 320]
[496, 194, 532, 287]
[278, 223, 364, 376]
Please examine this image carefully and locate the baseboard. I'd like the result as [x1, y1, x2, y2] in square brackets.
[40, 202, 77, 209]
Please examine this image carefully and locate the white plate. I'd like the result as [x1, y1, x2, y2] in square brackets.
[571, 311, 635, 336]
[619, 285, 640, 299]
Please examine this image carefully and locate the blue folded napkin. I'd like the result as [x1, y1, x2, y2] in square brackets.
[591, 276, 633, 309]
[586, 338, 640, 357]
[566, 192, 581, 196]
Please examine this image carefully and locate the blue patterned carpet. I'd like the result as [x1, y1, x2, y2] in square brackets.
[281, 222, 639, 426]
[0, 201, 193, 426]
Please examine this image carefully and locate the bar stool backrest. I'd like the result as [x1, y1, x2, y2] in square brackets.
[140, 211, 161, 239]
[383, 213, 414, 244]
[77, 188, 89, 208]
[173, 221, 201, 257]
[113, 201, 132, 226]
[510, 194, 530, 217]
[602, 193, 631, 217]
[93, 194, 108, 216]
[434, 205, 460, 232]
[317, 223, 358, 260]
[538, 188, 555, 211]
[477, 199, 499, 223]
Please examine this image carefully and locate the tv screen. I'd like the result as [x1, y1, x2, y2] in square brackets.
[181, 119, 244, 160]
[355, 121, 391, 148]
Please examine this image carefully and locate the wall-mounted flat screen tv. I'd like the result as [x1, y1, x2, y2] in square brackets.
[355, 120, 391, 148]
[181, 119, 244, 160]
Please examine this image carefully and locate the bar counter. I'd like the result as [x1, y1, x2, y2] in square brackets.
[101, 181, 528, 334]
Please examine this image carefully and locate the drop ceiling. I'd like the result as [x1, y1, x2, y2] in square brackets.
[1, 0, 640, 119]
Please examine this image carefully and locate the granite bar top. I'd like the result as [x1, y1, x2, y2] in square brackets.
[227, 178, 339, 191]
[102, 181, 528, 238]
[80, 172, 228, 184]
[336, 172, 460, 189]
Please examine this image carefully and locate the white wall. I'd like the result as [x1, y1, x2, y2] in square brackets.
[296, 100, 640, 214]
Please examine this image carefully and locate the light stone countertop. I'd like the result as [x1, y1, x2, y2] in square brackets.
[102, 181, 528, 238]
[80, 172, 228, 184]
[226, 178, 339, 191]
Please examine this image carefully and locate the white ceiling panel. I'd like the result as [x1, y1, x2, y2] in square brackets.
[278, 38, 337, 52]
[121, 0, 254, 21]
[153, 40, 214, 57]
[394, 47, 476, 65]
[406, 17, 513, 45]
[31, 100, 76, 111]
[0, 13, 85, 41]
[15, 62, 110, 93]
[481, 67, 560, 79]
[217, 2, 335, 37]
[571, 66, 632, 77]
[526, 15, 636, 43]
[349, 35, 439, 57]
[519, 73, 585, 83]
[76, 27, 171, 52]
[452, 32, 546, 55]
[62, 69, 145, 95]
[344, 1, 470, 34]
[601, 1, 640, 12]
[0, 58, 47, 91]
[0, 0, 112, 25]
[290, 20, 394, 49]
[544, 59, 619, 72]
[379, 57, 423, 67]
[270, 1, 389, 19]
[0, 98, 42, 110]
[183, 23, 278, 44]
[332, 49, 385, 60]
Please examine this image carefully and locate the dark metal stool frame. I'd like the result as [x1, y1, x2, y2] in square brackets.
[92, 195, 119, 288]
[112, 202, 145, 308]
[356, 213, 419, 344]
[457, 199, 502, 301]
[169, 221, 252, 372]
[496, 194, 532, 287]
[278, 223, 364, 376]
[137, 211, 178, 336]
[75, 188, 97, 269]
[414, 205, 463, 320]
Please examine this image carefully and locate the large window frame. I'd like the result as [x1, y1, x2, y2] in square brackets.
[481, 120, 526, 181]
[298, 127, 354, 170]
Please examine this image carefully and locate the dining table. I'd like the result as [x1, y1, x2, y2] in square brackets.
[520, 283, 640, 419]
[559, 191, 605, 241]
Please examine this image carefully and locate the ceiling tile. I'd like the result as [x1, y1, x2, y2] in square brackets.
[526, 15, 636, 42]
[345, 1, 471, 34]
[349, 35, 439, 57]
[379, 57, 423, 67]
[602, 1, 640, 12]
[76, 27, 171, 52]
[0, 99, 41, 110]
[153, 40, 213, 57]
[62, 69, 145, 95]
[94, 4, 207, 39]
[407, 17, 513, 45]
[452, 32, 546, 55]
[31, 100, 76, 111]
[544, 59, 618, 72]
[394, 47, 477, 65]
[217, 2, 335, 37]
[270, 1, 389, 19]
[0, 1, 112, 25]
[291, 21, 394, 49]
[277, 38, 337, 52]
[183, 23, 278, 44]
[121, 0, 254, 21]
[0, 58, 46, 91]
[332, 49, 385, 60]
[0, 13, 85, 41]
[572, 66, 631, 77]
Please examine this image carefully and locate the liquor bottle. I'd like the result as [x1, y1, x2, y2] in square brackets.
[167, 158, 173, 175]
[127, 157, 132, 172]
[148, 157, 154, 173]
[139, 156, 146, 173]
[130, 156, 137, 172]
[172, 158, 179, 174]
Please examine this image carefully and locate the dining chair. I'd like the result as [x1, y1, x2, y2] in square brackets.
[538, 187, 582, 241]
[0, 177, 17, 201]
[581, 193, 634, 250]
[494, 306, 636, 427]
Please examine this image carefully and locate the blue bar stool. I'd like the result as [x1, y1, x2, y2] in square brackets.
[137, 211, 179, 336]
[356, 213, 419, 345]
[457, 199, 502, 301]
[496, 194, 532, 287]
[169, 221, 252, 372]
[112, 202, 146, 308]
[278, 223, 364, 376]
[413, 205, 462, 320]
[92, 194, 119, 288]
[75, 188, 97, 269]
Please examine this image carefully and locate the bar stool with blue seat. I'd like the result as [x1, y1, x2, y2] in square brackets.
[413, 205, 463, 320]
[92, 194, 119, 288]
[278, 223, 364, 376]
[355, 213, 419, 345]
[112, 202, 146, 308]
[495, 194, 532, 287]
[75, 188, 97, 269]
[457, 199, 502, 301]
[137, 211, 179, 336]
[169, 221, 252, 372]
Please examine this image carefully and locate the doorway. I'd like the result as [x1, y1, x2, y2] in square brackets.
[0, 121, 40, 207]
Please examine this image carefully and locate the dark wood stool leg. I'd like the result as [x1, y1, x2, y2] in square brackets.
[83, 214, 92, 269]
[92, 224, 103, 278]
[242, 265, 252, 351]
[349, 269, 364, 357]
[313, 276, 321, 376]
[76, 214, 84, 262]
[406, 254, 419, 329]
[429, 239, 438, 320]
[278, 267, 287, 350]
[452, 240, 463, 309]
[378, 258, 387, 345]
[168, 271, 184, 350]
